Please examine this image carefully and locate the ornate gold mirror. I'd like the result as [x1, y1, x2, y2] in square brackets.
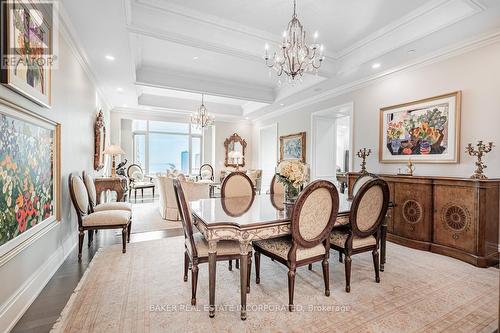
[94, 110, 106, 171]
[224, 133, 247, 167]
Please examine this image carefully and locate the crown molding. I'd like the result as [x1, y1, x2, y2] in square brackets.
[253, 28, 500, 123]
[111, 106, 244, 122]
[58, 3, 111, 111]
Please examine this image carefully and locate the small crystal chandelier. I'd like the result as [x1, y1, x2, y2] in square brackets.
[190, 94, 214, 129]
[264, 0, 324, 81]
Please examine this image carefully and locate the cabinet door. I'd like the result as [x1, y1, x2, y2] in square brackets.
[393, 182, 433, 242]
[433, 185, 477, 254]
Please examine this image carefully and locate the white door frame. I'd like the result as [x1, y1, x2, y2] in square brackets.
[259, 123, 278, 192]
[310, 102, 354, 180]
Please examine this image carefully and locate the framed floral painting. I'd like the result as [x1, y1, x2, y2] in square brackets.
[379, 92, 461, 163]
[1, 0, 54, 107]
[280, 132, 306, 163]
[0, 99, 60, 258]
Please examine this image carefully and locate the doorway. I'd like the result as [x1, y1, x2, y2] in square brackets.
[311, 103, 354, 182]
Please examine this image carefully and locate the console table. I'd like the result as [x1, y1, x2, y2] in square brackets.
[347, 172, 499, 267]
[94, 177, 128, 203]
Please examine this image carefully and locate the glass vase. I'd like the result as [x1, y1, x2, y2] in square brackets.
[284, 184, 300, 204]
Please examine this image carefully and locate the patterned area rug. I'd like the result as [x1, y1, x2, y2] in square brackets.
[130, 201, 181, 233]
[52, 237, 498, 333]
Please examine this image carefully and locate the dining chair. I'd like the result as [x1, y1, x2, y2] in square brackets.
[221, 171, 255, 270]
[270, 174, 285, 195]
[253, 180, 339, 311]
[199, 163, 214, 181]
[173, 179, 252, 306]
[82, 171, 132, 213]
[351, 172, 378, 197]
[330, 178, 389, 292]
[69, 173, 131, 261]
[221, 171, 255, 198]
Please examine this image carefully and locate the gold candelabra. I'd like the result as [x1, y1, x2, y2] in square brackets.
[356, 148, 371, 174]
[465, 141, 494, 179]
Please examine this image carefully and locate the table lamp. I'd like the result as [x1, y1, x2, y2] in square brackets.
[103, 145, 125, 177]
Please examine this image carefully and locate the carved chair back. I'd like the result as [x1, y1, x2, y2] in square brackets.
[69, 173, 90, 228]
[221, 171, 255, 198]
[82, 171, 97, 210]
[290, 180, 339, 252]
[173, 179, 198, 257]
[350, 178, 390, 238]
[270, 174, 285, 195]
[199, 164, 214, 181]
[127, 164, 144, 181]
[352, 172, 378, 197]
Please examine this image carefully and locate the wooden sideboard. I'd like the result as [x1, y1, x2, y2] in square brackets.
[347, 172, 499, 267]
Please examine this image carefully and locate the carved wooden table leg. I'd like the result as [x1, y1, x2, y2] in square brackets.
[380, 214, 388, 272]
[239, 241, 251, 321]
[208, 240, 218, 318]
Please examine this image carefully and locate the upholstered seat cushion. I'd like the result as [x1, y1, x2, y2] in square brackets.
[330, 230, 376, 249]
[94, 202, 132, 212]
[82, 210, 131, 227]
[186, 233, 241, 257]
[253, 236, 326, 261]
[131, 181, 155, 188]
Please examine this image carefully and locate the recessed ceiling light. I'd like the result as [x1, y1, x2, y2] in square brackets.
[245, 117, 249, 120]
[279, 103, 285, 106]
[192, 56, 199, 60]
[372, 63, 381, 69]
[407, 49, 416, 54]
[105, 55, 115, 61]
[116, 87, 123, 92]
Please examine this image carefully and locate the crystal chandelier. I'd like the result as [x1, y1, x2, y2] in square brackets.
[264, 0, 324, 81]
[190, 94, 214, 129]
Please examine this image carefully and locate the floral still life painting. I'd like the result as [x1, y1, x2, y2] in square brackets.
[379, 92, 461, 163]
[0, 110, 56, 248]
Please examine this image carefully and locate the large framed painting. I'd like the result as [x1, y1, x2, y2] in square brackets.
[280, 132, 306, 163]
[379, 91, 461, 163]
[0, 98, 60, 259]
[1, 0, 53, 107]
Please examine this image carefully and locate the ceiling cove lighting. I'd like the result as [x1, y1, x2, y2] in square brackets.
[190, 94, 215, 129]
[264, 0, 324, 82]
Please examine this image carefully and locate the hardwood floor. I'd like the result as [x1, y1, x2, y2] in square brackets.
[11, 227, 182, 333]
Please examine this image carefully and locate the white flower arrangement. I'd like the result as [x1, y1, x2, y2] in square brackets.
[276, 160, 307, 189]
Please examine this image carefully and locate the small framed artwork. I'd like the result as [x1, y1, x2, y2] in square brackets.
[280, 132, 306, 163]
[379, 91, 461, 163]
[1, 0, 53, 107]
[0, 98, 60, 259]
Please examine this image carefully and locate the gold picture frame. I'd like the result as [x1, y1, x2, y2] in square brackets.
[280, 132, 306, 163]
[379, 91, 461, 164]
[0, 97, 61, 260]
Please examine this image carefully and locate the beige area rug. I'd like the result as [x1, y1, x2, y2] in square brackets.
[52, 237, 498, 333]
[130, 201, 181, 233]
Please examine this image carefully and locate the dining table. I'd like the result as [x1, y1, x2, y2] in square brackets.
[190, 192, 391, 320]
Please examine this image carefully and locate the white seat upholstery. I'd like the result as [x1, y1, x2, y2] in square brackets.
[186, 233, 241, 257]
[253, 237, 326, 261]
[94, 202, 132, 212]
[330, 230, 376, 249]
[156, 176, 209, 221]
[82, 210, 131, 227]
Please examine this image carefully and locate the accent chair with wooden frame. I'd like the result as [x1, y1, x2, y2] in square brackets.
[199, 163, 214, 181]
[69, 173, 131, 261]
[330, 178, 390, 292]
[253, 180, 340, 311]
[173, 179, 252, 307]
[127, 164, 155, 200]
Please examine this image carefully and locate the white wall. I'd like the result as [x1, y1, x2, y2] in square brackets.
[0, 34, 108, 331]
[254, 41, 500, 178]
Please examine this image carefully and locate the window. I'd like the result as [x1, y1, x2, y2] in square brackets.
[132, 120, 203, 175]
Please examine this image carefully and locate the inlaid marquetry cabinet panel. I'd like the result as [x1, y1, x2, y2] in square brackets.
[347, 173, 499, 267]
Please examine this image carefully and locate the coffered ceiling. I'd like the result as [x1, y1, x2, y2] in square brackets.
[60, 0, 500, 121]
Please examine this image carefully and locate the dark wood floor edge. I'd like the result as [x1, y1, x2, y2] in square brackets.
[5, 240, 78, 333]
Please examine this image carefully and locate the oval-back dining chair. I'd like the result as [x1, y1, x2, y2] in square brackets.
[270, 174, 285, 195]
[253, 180, 339, 311]
[221, 171, 255, 198]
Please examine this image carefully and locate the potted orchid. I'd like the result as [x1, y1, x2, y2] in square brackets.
[276, 160, 307, 203]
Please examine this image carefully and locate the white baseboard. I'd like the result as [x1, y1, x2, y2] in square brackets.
[0, 235, 76, 333]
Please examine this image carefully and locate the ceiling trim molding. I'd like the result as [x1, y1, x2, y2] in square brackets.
[253, 28, 500, 123]
[334, 0, 484, 59]
[58, 3, 111, 110]
[111, 106, 245, 122]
